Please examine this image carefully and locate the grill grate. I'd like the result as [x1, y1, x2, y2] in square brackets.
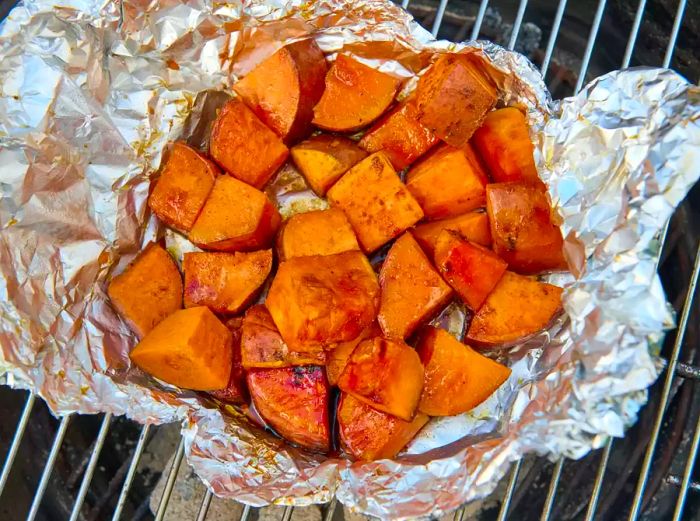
[0, 1, 698, 520]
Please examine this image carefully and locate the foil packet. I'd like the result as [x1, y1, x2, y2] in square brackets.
[1, 0, 699, 518]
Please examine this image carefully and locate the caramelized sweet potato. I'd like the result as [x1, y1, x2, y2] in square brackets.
[415, 53, 497, 147]
[277, 208, 359, 261]
[189, 176, 281, 252]
[107, 243, 182, 338]
[433, 231, 507, 310]
[358, 100, 439, 171]
[337, 337, 424, 421]
[183, 250, 272, 314]
[312, 55, 401, 132]
[416, 327, 511, 416]
[233, 39, 327, 144]
[326, 323, 379, 386]
[486, 182, 566, 274]
[466, 271, 563, 346]
[406, 143, 489, 220]
[247, 366, 330, 452]
[378, 233, 453, 340]
[327, 152, 424, 252]
[412, 212, 491, 258]
[209, 99, 289, 188]
[266, 251, 380, 351]
[148, 142, 218, 232]
[130, 306, 232, 390]
[337, 393, 429, 460]
[210, 319, 248, 404]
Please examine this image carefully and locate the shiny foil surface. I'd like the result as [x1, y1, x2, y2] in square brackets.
[1, 0, 699, 518]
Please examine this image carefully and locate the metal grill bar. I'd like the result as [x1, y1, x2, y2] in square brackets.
[470, 0, 489, 40]
[496, 460, 521, 521]
[324, 498, 338, 521]
[662, 0, 687, 68]
[112, 423, 151, 521]
[240, 504, 252, 521]
[672, 414, 700, 521]
[154, 437, 186, 521]
[196, 490, 213, 521]
[431, 0, 449, 37]
[281, 504, 294, 521]
[0, 391, 35, 497]
[540, 458, 564, 521]
[621, 0, 646, 67]
[584, 438, 613, 521]
[507, 0, 529, 50]
[540, 0, 567, 75]
[667, 474, 700, 491]
[574, 0, 607, 94]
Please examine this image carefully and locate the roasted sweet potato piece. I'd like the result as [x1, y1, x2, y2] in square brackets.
[266, 251, 380, 351]
[466, 271, 563, 346]
[209, 99, 289, 188]
[358, 100, 439, 171]
[130, 306, 232, 390]
[326, 323, 380, 386]
[434, 231, 507, 310]
[417, 327, 511, 416]
[327, 152, 424, 252]
[412, 212, 491, 258]
[247, 366, 330, 452]
[406, 143, 489, 220]
[210, 318, 248, 404]
[378, 233, 453, 340]
[148, 142, 218, 232]
[337, 337, 424, 421]
[277, 208, 359, 261]
[189, 176, 281, 252]
[183, 250, 272, 314]
[312, 55, 401, 132]
[486, 182, 566, 274]
[415, 53, 497, 147]
[233, 39, 327, 144]
[108, 243, 182, 338]
[338, 393, 429, 460]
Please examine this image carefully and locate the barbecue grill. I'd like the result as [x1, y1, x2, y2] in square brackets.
[0, 1, 698, 520]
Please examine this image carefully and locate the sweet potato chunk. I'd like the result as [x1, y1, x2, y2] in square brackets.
[338, 393, 428, 460]
[486, 182, 566, 274]
[312, 55, 401, 132]
[247, 366, 330, 452]
[148, 142, 218, 232]
[277, 208, 359, 261]
[241, 305, 326, 368]
[266, 251, 380, 351]
[337, 337, 424, 421]
[466, 271, 563, 346]
[209, 99, 289, 188]
[378, 233, 452, 340]
[108, 243, 182, 338]
[210, 319, 248, 404]
[327, 153, 424, 252]
[415, 53, 497, 147]
[412, 212, 491, 258]
[233, 39, 327, 144]
[189, 176, 281, 252]
[183, 250, 272, 314]
[417, 327, 511, 416]
[358, 100, 439, 171]
[326, 323, 379, 386]
[434, 231, 507, 310]
[130, 306, 232, 390]
[472, 107, 540, 184]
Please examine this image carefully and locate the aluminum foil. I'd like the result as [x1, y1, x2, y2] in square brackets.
[1, 0, 699, 518]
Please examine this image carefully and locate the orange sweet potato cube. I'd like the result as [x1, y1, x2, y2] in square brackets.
[416, 327, 511, 416]
[466, 271, 563, 347]
[412, 211, 491, 258]
[233, 39, 327, 144]
[486, 182, 567, 274]
[327, 152, 424, 253]
[130, 306, 232, 390]
[337, 337, 424, 421]
[107, 243, 182, 338]
[189, 176, 281, 252]
[183, 249, 272, 314]
[415, 53, 497, 147]
[378, 233, 453, 340]
[312, 54, 401, 132]
[209, 98, 289, 188]
[337, 393, 429, 460]
[277, 208, 359, 261]
[326, 323, 379, 386]
[209, 318, 248, 404]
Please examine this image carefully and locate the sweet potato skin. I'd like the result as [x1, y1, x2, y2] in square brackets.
[210, 318, 248, 404]
[326, 323, 379, 386]
[416, 327, 511, 416]
[108, 243, 182, 338]
[327, 152, 424, 253]
[466, 271, 563, 346]
[247, 366, 330, 452]
[378, 233, 453, 340]
[209, 99, 289, 188]
[277, 208, 359, 261]
[412, 211, 491, 258]
[338, 393, 429, 460]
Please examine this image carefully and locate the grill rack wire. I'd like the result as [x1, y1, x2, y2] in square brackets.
[0, 0, 698, 520]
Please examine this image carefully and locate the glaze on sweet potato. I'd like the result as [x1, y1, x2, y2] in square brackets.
[210, 318, 248, 404]
[107, 243, 182, 338]
[327, 152, 424, 252]
[277, 208, 359, 261]
[130, 306, 232, 390]
[326, 323, 379, 386]
[411, 211, 491, 258]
